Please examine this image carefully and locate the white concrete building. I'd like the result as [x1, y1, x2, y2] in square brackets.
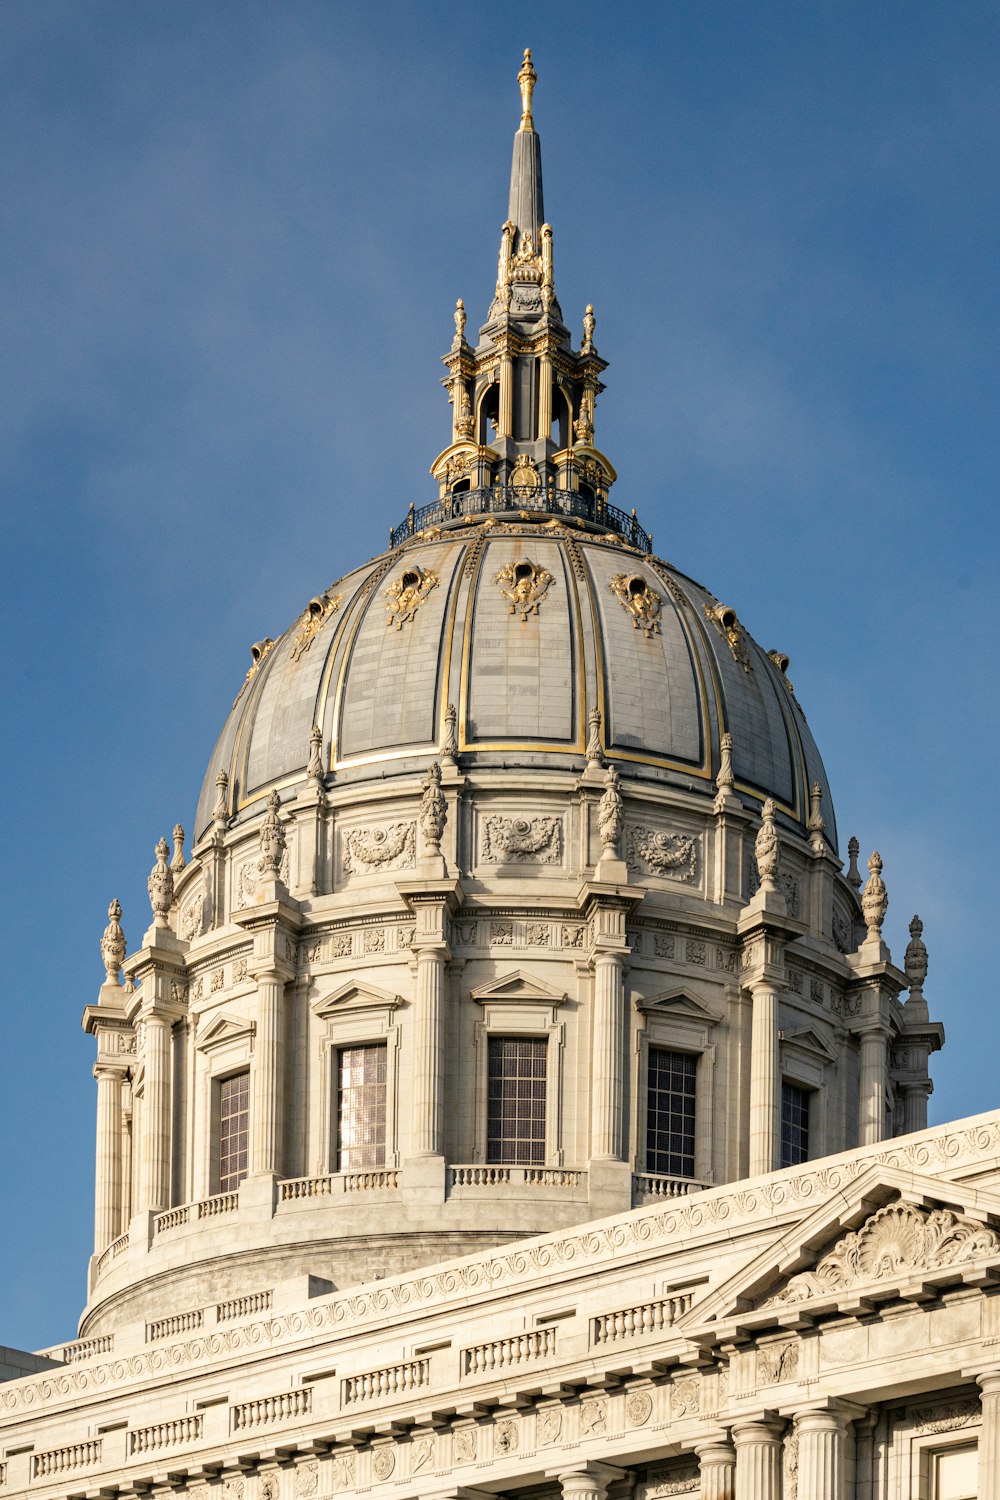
[1, 48, 995, 1500]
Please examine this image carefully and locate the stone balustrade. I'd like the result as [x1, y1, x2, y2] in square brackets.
[217, 1289, 272, 1321]
[32, 1440, 102, 1477]
[633, 1172, 710, 1200]
[462, 1325, 557, 1376]
[231, 1388, 312, 1430]
[129, 1415, 203, 1453]
[146, 1309, 204, 1342]
[342, 1358, 430, 1405]
[591, 1292, 693, 1345]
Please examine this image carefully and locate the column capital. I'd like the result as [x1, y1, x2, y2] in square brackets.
[550, 1463, 625, 1498]
[731, 1415, 786, 1442]
[978, 1368, 1000, 1396]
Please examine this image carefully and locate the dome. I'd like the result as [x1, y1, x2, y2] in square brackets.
[78, 51, 937, 1346]
[196, 504, 837, 852]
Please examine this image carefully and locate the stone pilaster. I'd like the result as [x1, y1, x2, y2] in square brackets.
[846, 951, 906, 1148]
[234, 889, 301, 1181]
[398, 877, 463, 1195]
[732, 1419, 784, 1500]
[93, 1064, 123, 1253]
[794, 1407, 851, 1499]
[739, 890, 800, 1178]
[978, 1371, 1000, 1500]
[856, 1020, 891, 1146]
[140, 1012, 173, 1213]
[696, 1433, 736, 1499]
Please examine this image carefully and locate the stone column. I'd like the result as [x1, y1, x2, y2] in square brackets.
[978, 1371, 1000, 1500]
[250, 971, 283, 1175]
[696, 1434, 736, 1499]
[902, 1079, 930, 1134]
[538, 352, 553, 439]
[412, 946, 446, 1156]
[139, 1013, 172, 1213]
[795, 1408, 849, 1499]
[93, 1065, 122, 1253]
[499, 351, 513, 437]
[590, 951, 625, 1159]
[732, 1419, 783, 1500]
[857, 1023, 889, 1146]
[748, 981, 780, 1175]
[557, 1465, 621, 1499]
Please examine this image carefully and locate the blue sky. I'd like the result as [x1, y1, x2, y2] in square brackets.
[1, 1, 998, 1350]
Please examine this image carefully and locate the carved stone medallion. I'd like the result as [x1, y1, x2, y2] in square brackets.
[343, 822, 415, 876]
[626, 823, 698, 881]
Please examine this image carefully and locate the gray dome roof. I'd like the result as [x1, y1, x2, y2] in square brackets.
[195, 513, 836, 851]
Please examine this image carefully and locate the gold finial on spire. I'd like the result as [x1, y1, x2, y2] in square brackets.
[518, 47, 537, 131]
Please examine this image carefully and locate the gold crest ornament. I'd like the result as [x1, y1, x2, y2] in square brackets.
[385, 565, 439, 630]
[494, 558, 555, 621]
[609, 573, 663, 638]
[290, 593, 342, 662]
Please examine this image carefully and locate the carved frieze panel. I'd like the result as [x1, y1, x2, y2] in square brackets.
[911, 1398, 980, 1434]
[640, 1465, 700, 1497]
[178, 885, 205, 942]
[481, 814, 562, 864]
[757, 1338, 799, 1385]
[625, 823, 698, 882]
[342, 822, 415, 876]
[537, 1407, 563, 1445]
[410, 1434, 435, 1474]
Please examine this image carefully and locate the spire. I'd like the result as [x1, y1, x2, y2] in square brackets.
[507, 49, 545, 252]
[421, 50, 634, 546]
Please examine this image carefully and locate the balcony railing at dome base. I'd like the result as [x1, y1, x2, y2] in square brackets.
[389, 485, 652, 554]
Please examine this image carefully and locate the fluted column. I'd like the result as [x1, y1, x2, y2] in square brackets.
[250, 971, 283, 1175]
[902, 1079, 930, 1134]
[93, 1065, 122, 1253]
[979, 1372, 1000, 1499]
[857, 1023, 889, 1145]
[139, 1013, 172, 1213]
[748, 981, 780, 1175]
[412, 947, 445, 1156]
[538, 352, 552, 439]
[557, 1465, 621, 1500]
[499, 350, 513, 437]
[697, 1435, 736, 1499]
[795, 1409, 849, 1499]
[732, 1419, 783, 1500]
[590, 952, 625, 1159]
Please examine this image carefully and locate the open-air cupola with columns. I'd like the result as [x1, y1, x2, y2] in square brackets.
[81, 54, 942, 1342]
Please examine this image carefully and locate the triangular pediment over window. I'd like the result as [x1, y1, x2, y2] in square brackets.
[312, 980, 403, 1019]
[779, 1025, 838, 1064]
[679, 1165, 1000, 1344]
[634, 988, 722, 1024]
[197, 1012, 256, 1053]
[471, 969, 568, 1007]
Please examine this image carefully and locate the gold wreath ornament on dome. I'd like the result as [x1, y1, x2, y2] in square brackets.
[384, 565, 439, 629]
[494, 558, 554, 621]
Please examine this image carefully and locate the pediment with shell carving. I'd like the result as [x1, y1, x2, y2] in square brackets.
[678, 1165, 1000, 1340]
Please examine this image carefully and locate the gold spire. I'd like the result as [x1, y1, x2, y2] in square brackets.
[518, 47, 537, 131]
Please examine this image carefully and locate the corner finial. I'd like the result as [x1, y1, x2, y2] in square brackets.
[904, 914, 928, 995]
[419, 762, 447, 855]
[440, 704, 459, 766]
[101, 899, 126, 985]
[586, 706, 603, 767]
[453, 298, 466, 348]
[307, 723, 324, 787]
[755, 798, 780, 892]
[212, 768, 229, 828]
[147, 837, 174, 926]
[259, 789, 286, 877]
[597, 765, 624, 855]
[861, 851, 888, 941]
[518, 47, 537, 131]
[807, 781, 825, 851]
[846, 835, 862, 889]
[714, 730, 736, 812]
[581, 304, 595, 354]
[171, 823, 187, 873]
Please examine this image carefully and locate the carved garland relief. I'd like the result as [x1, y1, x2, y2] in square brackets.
[342, 821, 416, 876]
[625, 823, 698, 881]
[481, 814, 562, 864]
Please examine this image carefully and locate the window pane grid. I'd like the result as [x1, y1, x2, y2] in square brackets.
[781, 1082, 810, 1168]
[486, 1037, 547, 1165]
[337, 1043, 387, 1172]
[219, 1071, 249, 1193]
[646, 1048, 696, 1178]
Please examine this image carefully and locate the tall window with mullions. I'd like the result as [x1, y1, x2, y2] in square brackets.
[218, 1070, 249, 1193]
[646, 1048, 697, 1178]
[486, 1036, 547, 1165]
[336, 1043, 387, 1172]
[781, 1081, 810, 1167]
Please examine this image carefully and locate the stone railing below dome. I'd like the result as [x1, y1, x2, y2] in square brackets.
[633, 1171, 711, 1202]
[448, 1164, 587, 1192]
[279, 1169, 401, 1201]
[389, 485, 652, 553]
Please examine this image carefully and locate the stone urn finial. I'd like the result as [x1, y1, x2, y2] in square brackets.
[212, 768, 229, 827]
[586, 706, 603, 767]
[597, 765, 624, 855]
[904, 914, 928, 994]
[419, 762, 447, 854]
[754, 798, 780, 891]
[807, 781, 825, 850]
[171, 823, 186, 873]
[714, 730, 736, 811]
[100, 899, 126, 985]
[259, 789, 286, 877]
[440, 704, 458, 764]
[147, 838, 174, 924]
[846, 835, 862, 890]
[861, 851, 888, 940]
[306, 724, 324, 786]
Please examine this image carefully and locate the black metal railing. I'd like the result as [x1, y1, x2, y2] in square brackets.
[389, 486, 652, 554]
